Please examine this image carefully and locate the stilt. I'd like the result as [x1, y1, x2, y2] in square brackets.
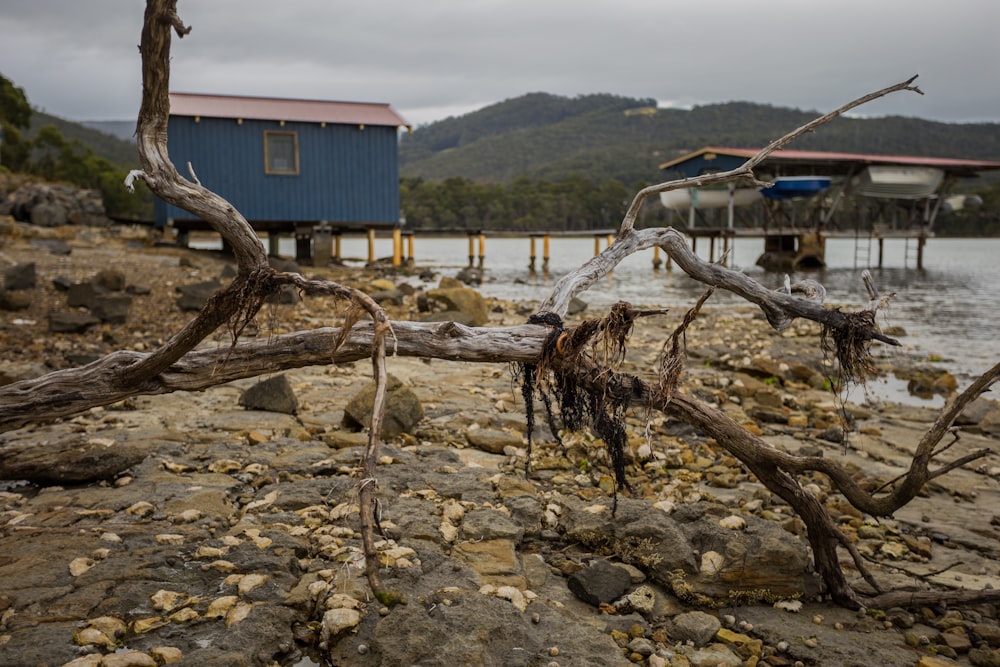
[295, 223, 312, 263]
[529, 236, 537, 272]
[405, 233, 414, 266]
[366, 228, 376, 265]
[878, 238, 884, 268]
[314, 222, 332, 266]
[652, 245, 663, 270]
[467, 234, 475, 267]
[268, 232, 281, 257]
[606, 234, 613, 249]
[917, 233, 926, 270]
[709, 235, 716, 263]
[722, 234, 730, 267]
[333, 233, 342, 264]
[392, 228, 402, 266]
[542, 235, 551, 273]
[477, 233, 486, 269]
[594, 234, 601, 256]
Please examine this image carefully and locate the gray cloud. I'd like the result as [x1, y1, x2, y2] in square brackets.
[1, 1, 997, 127]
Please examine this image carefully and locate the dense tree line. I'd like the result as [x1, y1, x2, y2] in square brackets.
[400, 174, 666, 232]
[0, 73, 151, 220]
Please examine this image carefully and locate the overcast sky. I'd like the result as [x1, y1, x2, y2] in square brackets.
[1, 1, 997, 129]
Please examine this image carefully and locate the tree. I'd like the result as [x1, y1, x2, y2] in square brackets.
[0, 73, 32, 172]
[1, 0, 997, 611]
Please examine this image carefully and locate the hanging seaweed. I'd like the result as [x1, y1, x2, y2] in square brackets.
[517, 303, 668, 506]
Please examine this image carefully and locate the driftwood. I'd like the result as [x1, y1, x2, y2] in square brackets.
[1, 0, 996, 609]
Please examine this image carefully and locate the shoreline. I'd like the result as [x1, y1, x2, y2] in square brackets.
[2, 221, 1000, 666]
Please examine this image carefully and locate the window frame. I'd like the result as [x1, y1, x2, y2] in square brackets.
[263, 130, 300, 175]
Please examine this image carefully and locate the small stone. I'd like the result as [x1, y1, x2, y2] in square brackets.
[149, 647, 183, 664]
[69, 557, 96, 576]
[719, 514, 746, 530]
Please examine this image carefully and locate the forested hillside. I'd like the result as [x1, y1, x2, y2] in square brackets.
[400, 93, 1000, 186]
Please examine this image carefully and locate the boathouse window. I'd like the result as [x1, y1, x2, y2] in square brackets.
[264, 131, 300, 175]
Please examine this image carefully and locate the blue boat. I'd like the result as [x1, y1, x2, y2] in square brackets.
[760, 176, 831, 200]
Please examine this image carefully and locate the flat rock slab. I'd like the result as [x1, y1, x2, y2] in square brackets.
[0, 436, 146, 483]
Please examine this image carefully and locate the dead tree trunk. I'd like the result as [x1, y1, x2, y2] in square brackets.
[1, 0, 995, 609]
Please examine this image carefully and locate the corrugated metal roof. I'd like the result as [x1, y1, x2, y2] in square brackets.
[659, 146, 1000, 172]
[169, 92, 410, 129]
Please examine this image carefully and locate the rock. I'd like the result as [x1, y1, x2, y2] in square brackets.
[957, 397, 1000, 428]
[265, 283, 301, 305]
[615, 584, 656, 616]
[239, 374, 299, 414]
[0, 437, 146, 483]
[425, 286, 489, 326]
[454, 266, 483, 286]
[362, 590, 629, 667]
[970, 647, 1000, 667]
[452, 539, 522, 585]
[466, 428, 523, 454]
[342, 373, 423, 438]
[48, 310, 101, 333]
[419, 309, 479, 326]
[92, 293, 133, 324]
[175, 279, 222, 311]
[461, 508, 525, 541]
[67, 281, 103, 308]
[321, 608, 362, 643]
[567, 559, 631, 606]
[31, 238, 72, 255]
[670, 610, 722, 647]
[684, 643, 743, 666]
[95, 268, 127, 291]
[4, 262, 36, 290]
[0, 289, 31, 311]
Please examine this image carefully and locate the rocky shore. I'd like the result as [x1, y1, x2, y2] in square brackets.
[1, 220, 1000, 667]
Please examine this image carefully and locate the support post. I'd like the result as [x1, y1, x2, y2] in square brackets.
[406, 233, 415, 266]
[652, 245, 663, 270]
[917, 233, 926, 270]
[477, 233, 485, 269]
[594, 234, 601, 256]
[334, 233, 342, 264]
[709, 235, 716, 263]
[878, 238, 884, 268]
[268, 232, 281, 257]
[295, 223, 313, 263]
[467, 234, 475, 267]
[529, 236, 537, 272]
[542, 234, 551, 273]
[314, 222, 332, 267]
[392, 228, 402, 267]
[366, 228, 376, 265]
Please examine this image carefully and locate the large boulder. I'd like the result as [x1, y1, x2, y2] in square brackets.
[425, 286, 489, 326]
[342, 373, 424, 439]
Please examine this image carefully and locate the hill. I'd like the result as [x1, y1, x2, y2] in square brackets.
[400, 94, 1000, 187]
[26, 111, 139, 168]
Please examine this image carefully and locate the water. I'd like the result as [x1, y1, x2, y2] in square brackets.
[240, 233, 999, 394]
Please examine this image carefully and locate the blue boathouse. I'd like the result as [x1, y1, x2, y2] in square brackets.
[153, 92, 410, 261]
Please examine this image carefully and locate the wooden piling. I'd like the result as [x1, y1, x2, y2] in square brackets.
[478, 233, 486, 269]
[268, 232, 281, 257]
[652, 245, 663, 270]
[334, 233, 342, 263]
[878, 238, 884, 268]
[467, 234, 475, 267]
[366, 228, 376, 265]
[406, 233, 414, 266]
[917, 234, 926, 270]
[594, 235, 601, 256]
[529, 236, 537, 272]
[392, 228, 402, 266]
[542, 235, 551, 272]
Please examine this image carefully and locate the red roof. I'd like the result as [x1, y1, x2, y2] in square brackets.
[169, 92, 410, 129]
[659, 146, 1000, 173]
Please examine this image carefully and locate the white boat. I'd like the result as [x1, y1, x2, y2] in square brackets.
[659, 187, 762, 211]
[854, 166, 944, 199]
